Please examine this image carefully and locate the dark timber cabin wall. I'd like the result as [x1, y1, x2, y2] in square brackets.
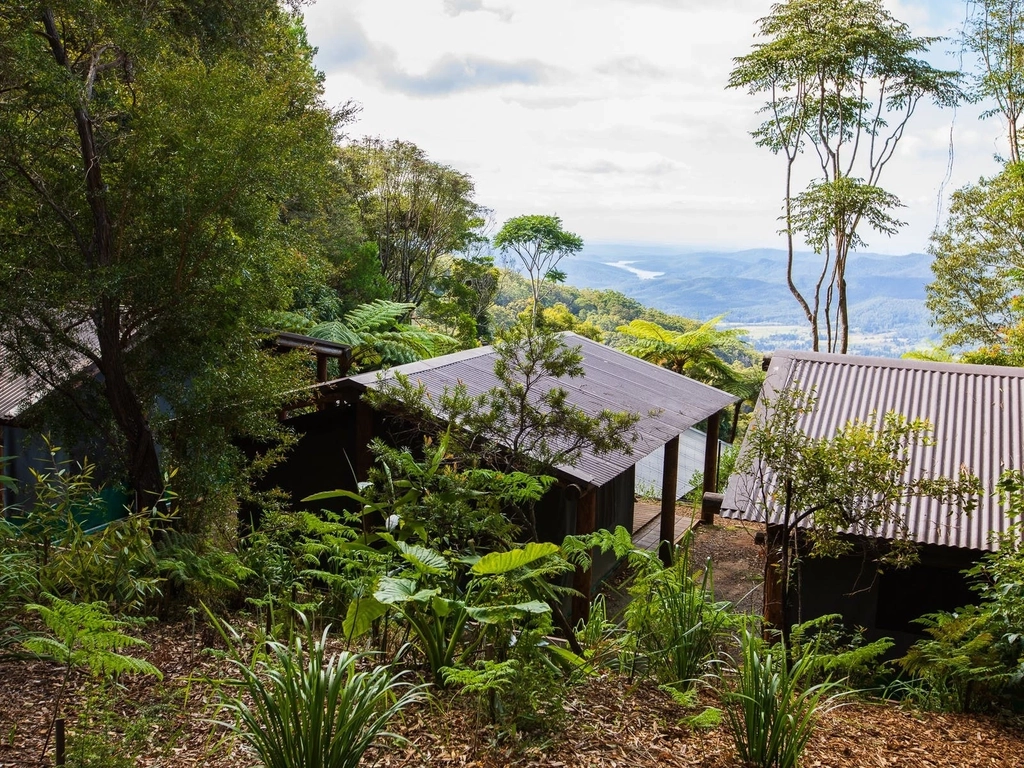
[778, 526, 983, 652]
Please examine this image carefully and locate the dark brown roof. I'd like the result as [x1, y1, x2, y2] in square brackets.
[722, 350, 1024, 551]
[345, 333, 739, 487]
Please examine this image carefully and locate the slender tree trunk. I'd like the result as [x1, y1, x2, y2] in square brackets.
[784, 157, 819, 351]
[43, 9, 164, 512]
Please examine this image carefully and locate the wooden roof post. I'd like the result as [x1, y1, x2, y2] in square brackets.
[700, 410, 722, 525]
[763, 524, 785, 637]
[659, 434, 680, 566]
[355, 399, 375, 534]
[571, 488, 597, 625]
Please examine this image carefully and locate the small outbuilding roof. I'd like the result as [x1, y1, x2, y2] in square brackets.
[343, 332, 739, 487]
[722, 350, 1024, 551]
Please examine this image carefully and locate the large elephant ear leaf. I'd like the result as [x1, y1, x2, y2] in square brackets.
[342, 596, 387, 639]
[397, 541, 448, 575]
[466, 600, 551, 624]
[374, 577, 418, 605]
[471, 542, 560, 575]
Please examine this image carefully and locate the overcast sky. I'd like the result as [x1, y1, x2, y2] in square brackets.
[303, 0, 1003, 255]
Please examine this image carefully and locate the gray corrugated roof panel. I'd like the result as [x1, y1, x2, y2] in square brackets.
[344, 333, 739, 487]
[721, 350, 1024, 552]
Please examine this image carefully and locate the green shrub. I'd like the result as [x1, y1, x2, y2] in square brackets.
[724, 629, 841, 768]
[22, 596, 162, 762]
[1, 450, 166, 613]
[625, 531, 732, 690]
[218, 627, 425, 768]
[898, 606, 1011, 712]
[788, 614, 893, 690]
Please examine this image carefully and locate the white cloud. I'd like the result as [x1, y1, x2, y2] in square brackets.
[304, 0, 1007, 254]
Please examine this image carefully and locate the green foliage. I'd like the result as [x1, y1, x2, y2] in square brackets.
[927, 163, 1024, 351]
[898, 607, 1010, 712]
[962, 0, 1024, 162]
[0, 449, 166, 614]
[304, 299, 455, 370]
[625, 532, 732, 690]
[22, 596, 161, 762]
[615, 316, 754, 388]
[340, 137, 488, 305]
[729, 0, 960, 352]
[360, 433, 524, 552]
[788, 614, 893, 689]
[23, 597, 160, 681]
[218, 626, 425, 768]
[420, 255, 501, 346]
[493, 215, 584, 325]
[724, 630, 841, 768]
[364, 536, 564, 686]
[0, 0, 339, 521]
[65, 689, 169, 768]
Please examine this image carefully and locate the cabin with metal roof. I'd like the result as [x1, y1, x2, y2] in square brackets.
[0, 331, 352, 512]
[722, 350, 1024, 647]
[273, 333, 739, 618]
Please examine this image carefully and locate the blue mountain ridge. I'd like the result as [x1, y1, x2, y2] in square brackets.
[558, 245, 936, 357]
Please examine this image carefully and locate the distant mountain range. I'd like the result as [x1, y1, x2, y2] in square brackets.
[559, 244, 937, 357]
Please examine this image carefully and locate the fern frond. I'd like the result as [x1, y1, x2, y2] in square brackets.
[344, 300, 417, 333]
[307, 321, 362, 346]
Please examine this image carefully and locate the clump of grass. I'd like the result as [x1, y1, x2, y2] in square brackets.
[218, 626, 426, 768]
[724, 629, 841, 768]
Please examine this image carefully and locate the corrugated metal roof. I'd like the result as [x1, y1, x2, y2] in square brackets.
[0, 331, 96, 426]
[345, 332, 739, 487]
[721, 350, 1024, 552]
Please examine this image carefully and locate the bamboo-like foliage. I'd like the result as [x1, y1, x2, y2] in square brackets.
[219, 628, 425, 768]
[725, 630, 839, 768]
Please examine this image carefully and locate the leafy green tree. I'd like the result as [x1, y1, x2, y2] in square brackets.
[493, 216, 584, 327]
[370, 323, 640, 483]
[729, 0, 960, 353]
[964, 0, 1024, 162]
[927, 163, 1024, 351]
[735, 386, 981, 638]
[0, 3, 337, 522]
[419, 255, 500, 346]
[341, 138, 487, 304]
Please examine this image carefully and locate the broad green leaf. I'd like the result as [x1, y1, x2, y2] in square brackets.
[301, 488, 368, 504]
[374, 577, 417, 604]
[471, 542, 560, 575]
[397, 541, 448, 575]
[342, 597, 387, 639]
[466, 600, 550, 624]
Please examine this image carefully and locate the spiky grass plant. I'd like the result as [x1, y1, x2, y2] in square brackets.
[725, 629, 840, 768]
[219, 628, 426, 768]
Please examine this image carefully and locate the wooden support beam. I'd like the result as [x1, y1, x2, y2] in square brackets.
[355, 400, 375, 534]
[571, 489, 597, 625]
[316, 353, 328, 384]
[659, 434, 680, 566]
[763, 525, 785, 637]
[700, 410, 722, 525]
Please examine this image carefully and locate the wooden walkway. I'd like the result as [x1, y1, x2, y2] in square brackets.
[631, 500, 695, 551]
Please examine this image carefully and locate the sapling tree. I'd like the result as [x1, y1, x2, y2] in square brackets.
[733, 385, 981, 637]
[493, 216, 583, 327]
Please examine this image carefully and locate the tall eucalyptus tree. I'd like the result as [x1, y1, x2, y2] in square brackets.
[729, 0, 960, 353]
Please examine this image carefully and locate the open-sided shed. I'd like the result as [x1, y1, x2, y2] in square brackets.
[722, 350, 1024, 646]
